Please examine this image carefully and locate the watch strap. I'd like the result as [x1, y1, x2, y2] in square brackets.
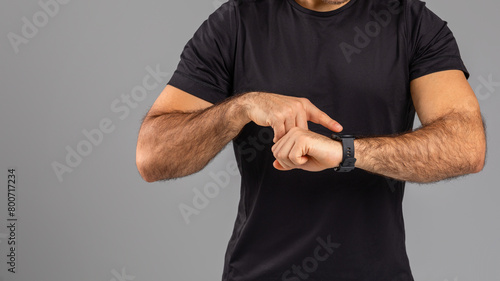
[332, 135, 357, 172]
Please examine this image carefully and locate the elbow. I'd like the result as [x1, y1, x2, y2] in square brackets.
[470, 136, 487, 174]
[137, 168, 157, 183]
[136, 146, 159, 183]
[465, 115, 487, 175]
[471, 145, 486, 174]
[136, 157, 156, 183]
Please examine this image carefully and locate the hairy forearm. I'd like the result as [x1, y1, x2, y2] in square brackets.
[136, 96, 248, 182]
[355, 110, 486, 183]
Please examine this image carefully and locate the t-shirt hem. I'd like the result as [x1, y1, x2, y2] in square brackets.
[167, 71, 229, 104]
[410, 58, 470, 81]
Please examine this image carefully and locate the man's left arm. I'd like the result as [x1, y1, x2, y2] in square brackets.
[272, 70, 487, 183]
[354, 70, 486, 183]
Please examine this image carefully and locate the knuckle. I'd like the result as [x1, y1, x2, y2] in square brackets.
[275, 111, 285, 120]
[290, 155, 300, 165]
[301, 98, 312, 106]
[273, 150, 279, 158]
[294, 100, 305, 111]
[277, 151, 288, 160]
[299, 97, 310, 103]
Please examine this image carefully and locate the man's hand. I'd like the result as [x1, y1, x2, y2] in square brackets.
[137, 87, 343, 181]
[271, 128, 343, 172]
[241, 92, 343, 142]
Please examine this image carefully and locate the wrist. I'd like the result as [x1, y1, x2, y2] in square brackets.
[228, 92, 254, 129]
[235, 91, 265, 123]
[328, 138, 344, 169]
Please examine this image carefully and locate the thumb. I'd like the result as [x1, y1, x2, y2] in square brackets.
[273, 160, 288, 171]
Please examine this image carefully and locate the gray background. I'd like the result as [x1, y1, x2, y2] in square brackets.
[0, 0, 498, 280]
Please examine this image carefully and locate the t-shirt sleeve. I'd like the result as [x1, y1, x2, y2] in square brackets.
[167, 1, 238, 104]
[406, 0, 469, 81]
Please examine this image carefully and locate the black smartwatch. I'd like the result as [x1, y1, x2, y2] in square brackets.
[331, 134, 357, 172]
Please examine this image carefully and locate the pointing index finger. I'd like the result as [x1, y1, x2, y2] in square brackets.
[305, 103, 343, 132]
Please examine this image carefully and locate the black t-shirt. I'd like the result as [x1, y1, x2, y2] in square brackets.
[168, 0, 469, 280]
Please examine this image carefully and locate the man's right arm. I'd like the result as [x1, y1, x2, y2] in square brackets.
[136, 85, 244, 182]
[136, 85, 343, 182]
